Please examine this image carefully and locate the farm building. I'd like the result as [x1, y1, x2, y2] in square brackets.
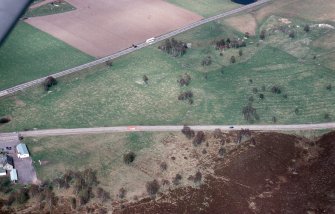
[0, 154, 14, 170]
[10, 169, 18, 182]
[16, 143, 29, 158]
[0, 168, 6, 176]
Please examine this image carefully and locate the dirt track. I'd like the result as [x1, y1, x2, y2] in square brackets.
[25, 0, 202, 57]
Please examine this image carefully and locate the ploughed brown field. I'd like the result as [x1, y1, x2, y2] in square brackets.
[25, 0, 203, 57]
[114, 131, 335, 213]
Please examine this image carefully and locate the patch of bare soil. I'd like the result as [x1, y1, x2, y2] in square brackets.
[25, 0, 202, 57]
[224, 14, 257, 35]
[114, 131, 335, 213]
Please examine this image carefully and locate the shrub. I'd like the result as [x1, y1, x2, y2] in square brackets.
[0, 117, 10, 124]
[219, 147, 226, 157]
[178, 91, 193, 101]
[143, 75, 149, 84]
[194, 172, 202, 184]
[230, 56, 236, 64]
[172, 174, 182, 185]
[271, 86, 281, 94]
[146, 180, 160, 197]
[123, 152, 136, 164]
[260, 29, 266, 40]
[272, 116, 277, 123]
[326, 84, 332, 91]
[239, 49, 243, 56]
[259, 94, 264, 99]
[43, 76, 57, 91]
[304, 24, 310, 32]
[193, 131, 205, 146]
[289, 31, 295, 38]
[118, 187, 126, 199]
[181, 125, 195, 139]
[160, 162, 167, 171]
[178, 73, 191, 86]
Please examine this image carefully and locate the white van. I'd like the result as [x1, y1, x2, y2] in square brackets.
[146, 37, 155, 44]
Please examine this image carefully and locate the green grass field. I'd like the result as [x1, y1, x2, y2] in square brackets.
[0, 22, 93, 90]
[167, 0, 239, 17]
[25, 1, 76, 17]
[0, 14, 334, 132]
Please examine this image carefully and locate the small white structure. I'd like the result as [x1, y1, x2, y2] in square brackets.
[0, 168, 6, 176]
[146, 37, 155, 44]
[16, 143, 29, 158]
[10, 169, 18, 182]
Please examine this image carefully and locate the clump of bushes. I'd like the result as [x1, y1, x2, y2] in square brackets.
[181, 125, 195, 139]
[178, 91, 193, 104]
[178, 73, 191, 86]
[158, 38, 187, 57]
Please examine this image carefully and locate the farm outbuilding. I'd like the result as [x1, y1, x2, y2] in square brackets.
[10, 169, 18, 182]
[0, 154, 14, 170]
[16, 143, 29, 158]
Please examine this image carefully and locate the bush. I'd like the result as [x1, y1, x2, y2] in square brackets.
[326, 84, 332, 91]
[289, 31, 295, 38]
[118, 188, 126, 199]
[260, 29, 266, 40]
[181, 126, 195, 139]
[304, 24, 310, 32]
[143, 75, 149, 84]
[230, 56, 236, 64]
[43, 76, 57, 91]
[271, 86, 281, 94]
[178, 73, 191, 86]
[172, 174, 182, 185]
[0, 117, 10, 124]
[146, 180, 160, 197]
[219, 147, 226, 157]
[259, 94, 264, 99]
[239, 49, 243, 56]
[194, 172, 202, 184]
[193, 131, 205, 146]
[160, 162, 167, 171]
[123, 152, 136, 164]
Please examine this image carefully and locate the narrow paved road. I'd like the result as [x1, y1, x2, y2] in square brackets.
[4, 123, 333, 138]
[0, 0, 272, 98]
